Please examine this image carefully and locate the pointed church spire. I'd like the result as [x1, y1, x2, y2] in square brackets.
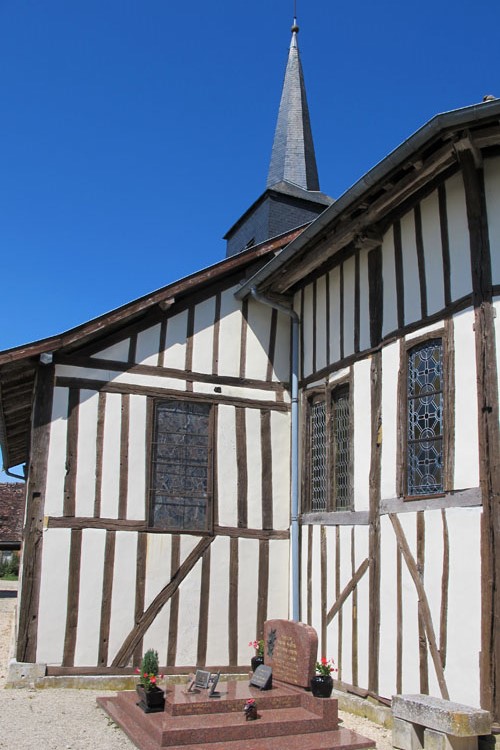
[266, 18, 320, 191]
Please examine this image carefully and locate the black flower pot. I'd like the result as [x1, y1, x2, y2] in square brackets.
[251, 656, 264, 672]
[310, 674, 333, 698]
[136, 684, 165, 713]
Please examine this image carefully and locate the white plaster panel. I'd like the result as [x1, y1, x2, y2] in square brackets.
[246, 409, 263, 530]
[91, 339, 130, 362]
[36, 528, 71, 664]
[423, 508, 445, 698]
[378, 514, 399, 699]
[245, 298, 272, 381]
[398, 512, 421, 694]
[217, 286, 242, 379]
[354, 525, 370, 692]
[267, 540, 289, 620]
[272, 311, 291, 384]
[176, 535, 203, 666]
[446, 172, 472, 301]
[453, 309, 479, 489]
[192, 381, 275, 402]
[163, 310, 188, 371]
[405, 321, 444, 341]
[45, 387, 69, 516]
[328, 367, 350, 384]
[316, 275, 328, 372]
[205, 536, 230, 666]
[310, 525, 322, 645]
[420, 191, 445, 316]
[401, 211, 421, 326]
[75, 389, 98, 518]
[107, 532, 138, 664]
[271, 410, 291, 530]
[126, 395, 147, 520]
[216, 405, 238, 527]
[484, 156, 500, 285]
[192, 297, 216, 375]
[381, 341, 400, 501]
[444, 507, 481, 705]
[135, 324, 161, 366]
[325, 526, 338, 666]
[74, 529, 106, 666]
[339, 525, 353, 684]
[495, 299, 500, 403]
[353, 359, 371, 512]
[329, 268, 341, 364]
[300, 523, 309, 627]
[100, 392, 122, 518]
[237, 538, 259, 664]
[343, 256, 356, 358]
[359, 249, 370, 352]
[302, 283, 314, 378]
[143, 534, 172, 665]
[382, 227, 398, 336]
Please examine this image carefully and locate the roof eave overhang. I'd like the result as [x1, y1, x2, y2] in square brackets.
[235, 99, 500, 300]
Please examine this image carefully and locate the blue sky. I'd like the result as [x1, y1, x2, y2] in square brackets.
[0, 0, 498, 480]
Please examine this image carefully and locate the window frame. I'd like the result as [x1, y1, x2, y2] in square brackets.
[147, 397, 215, 534]
[303, 372, 354, 513]
[399, 328, 453, 501]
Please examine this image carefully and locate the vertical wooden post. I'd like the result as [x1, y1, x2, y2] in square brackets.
[459, 147, 500, 721]
[16, 362, 54, 663]
[368, 352, 382, 693]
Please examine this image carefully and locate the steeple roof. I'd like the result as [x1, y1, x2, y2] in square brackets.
[266, 19, 320, 191]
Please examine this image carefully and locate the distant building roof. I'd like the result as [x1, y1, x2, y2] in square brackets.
[0, 483, 25, 548]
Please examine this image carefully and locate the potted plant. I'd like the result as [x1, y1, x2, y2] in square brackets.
[135, 649, 165, 713]
[249, 639, 265, 672]
[310, 657, 337, 698]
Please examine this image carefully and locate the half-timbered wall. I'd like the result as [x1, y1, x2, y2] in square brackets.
[297, 154, 500, 709]
[30, 283, 292, 670]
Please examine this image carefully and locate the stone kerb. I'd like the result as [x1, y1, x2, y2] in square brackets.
[263, 618, 318, 689]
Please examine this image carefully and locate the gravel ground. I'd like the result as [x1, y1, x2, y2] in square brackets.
[0, 580, 392, 750]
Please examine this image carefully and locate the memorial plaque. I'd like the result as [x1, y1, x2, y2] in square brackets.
[263, 619, 318, 689]
[208, 671, 221, 697]
[194, 670, 211, 689]
[249, 665, 272, 691]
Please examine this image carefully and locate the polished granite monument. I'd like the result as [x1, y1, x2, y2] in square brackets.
[97, 619, 375, 750]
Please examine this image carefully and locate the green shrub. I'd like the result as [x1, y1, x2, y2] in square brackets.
[0, 552, 19, 579]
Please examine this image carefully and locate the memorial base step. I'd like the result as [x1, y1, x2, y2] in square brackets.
[98, 682, 375, 750]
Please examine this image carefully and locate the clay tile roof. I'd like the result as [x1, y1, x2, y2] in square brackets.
[0, 483, 25, 546]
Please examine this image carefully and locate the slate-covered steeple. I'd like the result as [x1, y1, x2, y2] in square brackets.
[266, 19, 320, 191]
[224, 17, 331, 258]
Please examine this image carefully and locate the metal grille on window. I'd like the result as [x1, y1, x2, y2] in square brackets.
[332, 386, 351, 509]
[407, 339, 443, 496]
[151, 400, 211, 530]
[310, 400, 327, 511]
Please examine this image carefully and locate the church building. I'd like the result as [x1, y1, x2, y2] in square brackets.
[0, 19, 499, 722]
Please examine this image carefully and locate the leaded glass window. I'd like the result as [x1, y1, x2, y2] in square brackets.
[150, 400, 212, 530]
[307, 384, 352, 512]
[310, 399, 327, 511]
[332, 386, 351, 509]
[407, 339, 444, 496]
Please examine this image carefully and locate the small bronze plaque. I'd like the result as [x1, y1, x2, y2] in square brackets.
[249, 664, 272, 691]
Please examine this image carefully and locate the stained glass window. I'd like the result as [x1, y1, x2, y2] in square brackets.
[150, 400, 211, 530]
[310, 399, 327, 511]
[332, 386, 351, 509]
[407, 339, 443, 496]
[307, 385, 352, 512]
